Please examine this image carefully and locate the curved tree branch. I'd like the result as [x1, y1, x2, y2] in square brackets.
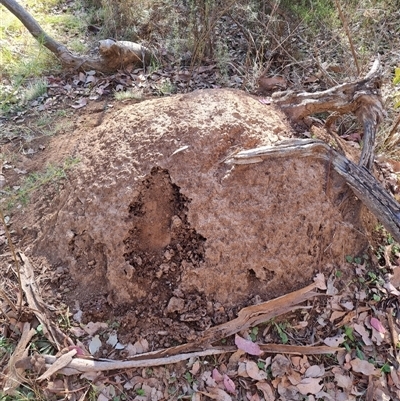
[0, 0, 153, 72]
[272, 59, 384, 170]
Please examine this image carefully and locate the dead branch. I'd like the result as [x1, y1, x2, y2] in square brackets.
[39, 343, 339, 376]
[226, 138, 400, 243]
[198, 283, 319, 346]
[0, 0, 152, 73]
[18, 282, 335, 376]
[273, 58, 384, 170]
[18, 252, 70, 350]
[384, 113, 400, 149]
[3, 322, 36, 395]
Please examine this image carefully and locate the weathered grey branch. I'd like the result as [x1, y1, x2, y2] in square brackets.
[226, 138, 400, 243]
[18, 283, 335, 376]
[0, 0, 152, 72]
[272, 59, 384, 170]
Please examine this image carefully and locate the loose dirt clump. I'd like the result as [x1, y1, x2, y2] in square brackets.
[12, 88, 372, 347]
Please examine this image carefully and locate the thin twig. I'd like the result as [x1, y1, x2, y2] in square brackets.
[334, 0, 360, 75]
[384, 113, 400, 149]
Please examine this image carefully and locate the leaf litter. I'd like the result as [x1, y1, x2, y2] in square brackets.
[3, 247, 400, 400]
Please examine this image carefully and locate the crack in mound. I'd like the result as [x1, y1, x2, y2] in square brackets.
[84, 167, 215, 346]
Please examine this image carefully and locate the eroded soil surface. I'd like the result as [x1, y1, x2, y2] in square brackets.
[3, 89, 373, 348]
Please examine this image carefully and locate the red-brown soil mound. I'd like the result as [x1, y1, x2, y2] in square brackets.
[21, 89, 370, 346]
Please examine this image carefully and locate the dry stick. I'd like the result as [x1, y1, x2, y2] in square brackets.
[33, 283, 329, 376]
[18, 252, 68, 350]
[0, 0, 152, 73]
[226, 138, 400, 243]
[148, 282, 320, 359]
[384, 113, 400, 149]
[334, 0, 360, 76]
[3, 322, 36, 395]
[42, 344, 340, 376]
[386, 308, 398, 358]
[0, 207, 23, 313]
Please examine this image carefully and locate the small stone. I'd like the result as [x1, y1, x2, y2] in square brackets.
[166, 296, 185, 314]
[171, 215, 182, 229]
[164, 249, 174, 261]
[134, 256, 142, 266]
[65, 230, 75, 241]
[56, 266, 64, 275]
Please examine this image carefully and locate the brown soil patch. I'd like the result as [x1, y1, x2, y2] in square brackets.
[8, 89, 372, 347]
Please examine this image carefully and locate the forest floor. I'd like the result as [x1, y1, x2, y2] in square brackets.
[2, 2, 400, 400]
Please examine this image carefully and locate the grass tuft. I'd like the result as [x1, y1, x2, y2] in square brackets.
[1, 157, 80, 210]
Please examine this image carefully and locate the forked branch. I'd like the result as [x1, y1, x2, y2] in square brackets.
[272, 59, 384, 170]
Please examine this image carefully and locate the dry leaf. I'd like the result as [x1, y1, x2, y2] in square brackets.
[81, 371, 100, 381]
[370, 317, 386, 333]
[190, 361, 201, 375]
[203, 387, 232, 401]
[70, 326, 87, 337]
[383, 281, 400, 296]
[255, 381, 275, 401]
[341, 301, 354, 311]
[371, 327, 385, 345]
[68, 345, 85, 356]
[237, 362, 249, 378]
[202, 371, 217, 387]
[83, 322, 108, 336]
[248, 392, 261, 401]
[326, 274, 339, 295]
[37, 349, 77, 381]
[314, 273, 327, 290]
[350, 358, 379, 376]
[246, 361, 267, 381]
[133, 338, 149, 354]
[192, 393, 202, 401]
[305, 365, 324, 378]
[271, 354, 290, 377]
[330, 311, 347, 322]
[353, 323, 373, 346]
[212, 368, 223, 382]
[106, 333, 118, 347]
[97, 394, 108, 401]
[89, 335, 102, 355]
[296, 378, 323, 395]
[235, 334, 262, 356]
[223, 374, 235, 394]
[323, 334, 346, 347]
[390, 368, 400, 390]
[287, 369, 301, 385]
[334, 373, 352, 391]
